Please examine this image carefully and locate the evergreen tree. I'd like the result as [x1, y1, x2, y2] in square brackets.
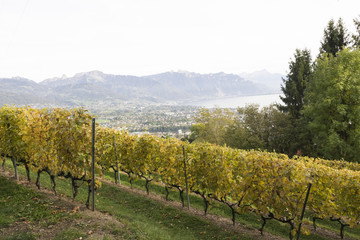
[279, 49, 312, 119]
[352, 17, 360, 48]
[319, 18, 350, 57]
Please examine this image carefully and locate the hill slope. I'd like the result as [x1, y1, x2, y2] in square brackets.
[1, 70, 283, 106]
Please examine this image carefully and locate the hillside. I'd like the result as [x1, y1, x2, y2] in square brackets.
[1, 161, 358, 240]
[0, 165, 274, 240]
[0, 70, 283, 107]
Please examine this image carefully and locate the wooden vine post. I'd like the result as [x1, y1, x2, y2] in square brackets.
[182, 146, 190, 209]
[91, 118, 96, 211]
[296, 183, 312, 240]
[113, 135, 121, 185]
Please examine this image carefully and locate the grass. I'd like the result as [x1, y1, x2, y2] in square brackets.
[97, 183, 248, 240]
[1, 232, 36, 240]
[102, 169, 360, 240]
[0, 166, 132, 240]
[0, 175, 74, 227]
[2, 160, 360, 239]
[308, 214, 360, 240]
[1, 162, 253, 240]
[53, 229, 86, 240]
[0, 174, 75, 240]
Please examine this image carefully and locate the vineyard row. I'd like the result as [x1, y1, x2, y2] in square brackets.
[0, 106, 359, 239]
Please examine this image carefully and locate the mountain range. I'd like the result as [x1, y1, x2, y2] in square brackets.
[0, 70, 283, 107]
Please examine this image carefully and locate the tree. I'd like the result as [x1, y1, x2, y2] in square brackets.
[279, 49, 314, 156]
[225, 104, 266, 150]
[190, 107, 235, 145]
[224, 104, 294, 154]
[303, 48, 360, 162]
[191, 105, 297, 155]
[352, 17, 360, 48]
[319, 18, 350, 57]
[262, 105, 294, 154]
[279, 49, 312, 119]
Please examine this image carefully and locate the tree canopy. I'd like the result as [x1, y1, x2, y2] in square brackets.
[303, 48, 360, 162]
[353, 17, 360, 48]
[190, 107, 235, 145]
[279, 49, 312, 119]
[190, 17, 360, 162]
[319, 18, 350, 57]
[190, 105, 293, 154]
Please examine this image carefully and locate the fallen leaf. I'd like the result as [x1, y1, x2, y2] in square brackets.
[72, 206, 80, 213]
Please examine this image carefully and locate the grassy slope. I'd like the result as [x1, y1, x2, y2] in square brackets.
[1, 161, 360, 240]
[0, 173, 132, 240]
[0, 175, 73, 240]
[101, 171, 360, 240]
[1, 163, 253, 240]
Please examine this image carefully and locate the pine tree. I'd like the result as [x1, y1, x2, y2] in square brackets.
[279, 49, 312, 119]
[352, 17, 360, 48]
[319, 18, 350, 57]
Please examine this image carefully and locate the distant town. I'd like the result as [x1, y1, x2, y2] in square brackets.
[90, 105, 199, 138]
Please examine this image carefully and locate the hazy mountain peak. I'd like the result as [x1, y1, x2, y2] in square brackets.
[177, 70, 191, 74]
[70, 70, 108, 84]
[1, 70, 284, 106]
[9, 76, 33, 82]
[74, 70, 105, 78]
[178, 70, 198, 78]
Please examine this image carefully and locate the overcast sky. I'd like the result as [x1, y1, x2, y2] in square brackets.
[1, 0, 359, 82]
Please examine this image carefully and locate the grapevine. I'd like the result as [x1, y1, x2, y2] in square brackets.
[1, 106, 360, 239]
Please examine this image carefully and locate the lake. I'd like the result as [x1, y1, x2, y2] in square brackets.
[187, 93, 283, 108]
